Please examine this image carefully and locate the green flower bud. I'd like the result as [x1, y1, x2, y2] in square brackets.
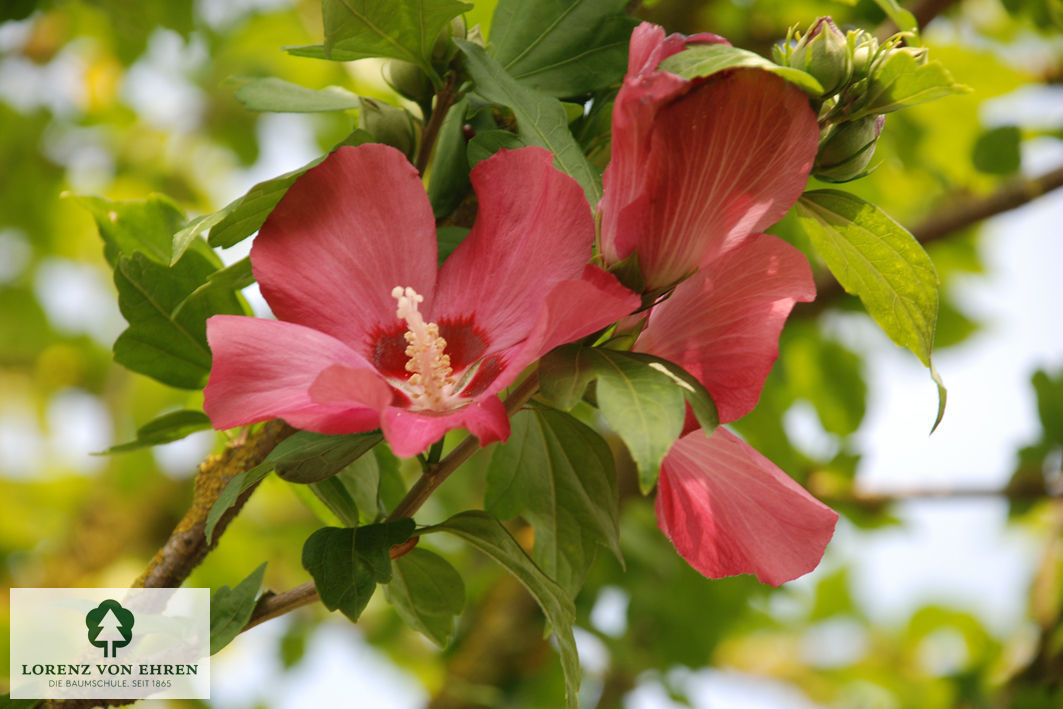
[847, 29, 880, 78]
[813, 115, 885, 182]
[359, 98, 418, 159]
[790, 17, 852, 96]
[432, 15, 466, 65]
[382, 60, 432, 103]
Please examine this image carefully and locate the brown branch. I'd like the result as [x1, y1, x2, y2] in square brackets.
[415, 71, 459, 176]
[824, 483, 1060, 507]
[133, 419, 295, 588]
[797, 163, 1063, 317]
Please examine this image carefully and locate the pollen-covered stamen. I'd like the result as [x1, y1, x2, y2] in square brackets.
[391, 286, 456, 409]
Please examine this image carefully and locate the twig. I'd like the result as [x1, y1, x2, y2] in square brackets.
[798, 163, 1063, 316]
[415, 71, 459, 176]
[825, 483, 1060, 506]
[243, 581, 318, 631]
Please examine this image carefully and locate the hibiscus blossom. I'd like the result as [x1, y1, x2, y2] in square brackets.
[204, 144, 639, 458]
[599, 22, 820, 293]
[603, 23, 836, 585]
[635, 233, 837, 585]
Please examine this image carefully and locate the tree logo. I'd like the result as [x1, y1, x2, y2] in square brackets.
[85, 599, 134, 658]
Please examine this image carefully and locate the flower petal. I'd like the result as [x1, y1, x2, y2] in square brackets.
[636, 234, 814, 423]
[380, 395, 510, 458]
[252, 143, 438, 353]
[487, 266, 640, 394]
[602, 65, 818, 290]
[626, 22, 727, 77]
[432, 147, 597, 350]
[656, 428, 838, 586]
[204, 315, 389, 434]
[309, 365, 394, 410]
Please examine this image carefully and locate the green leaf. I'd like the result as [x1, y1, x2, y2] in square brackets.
[233, 77, 361, 113]
[309, 451, 382, 526]
[467, 129, 525, 167]
[422, 511, 579, 708]
[853, 50, 968, 119]
[485, 407, 619, 594]
[972, 125, 1021, 175]
[206, 430, 379, 541]
[210, 562, 267, 655]
[75, 193, 186, 267]
[321, 0, 470, 83]
[205, 130, 373, 250]
[873, 0, 919, 32]
[112, 250, 243, 389]
[436, 226, 470, 266]
[794, 190, 946, 430]
[538, 345, 690, 492]
[271, 430, 383, 484]
[0, 695, 41, 709]
[301, 527, 373, 622]
[456, 40, 601, 206]
[490, 0, 637, 97]
[658, 43, 825, 96]
[427, 97, 471, 218]
[308, 477, 360, 527]
[640, 355, 719, 435]
[205, 464, 274, 543]
[171, 257, 255, 318]
[105, 409, 212, 453]
[385, 548, 465, 646]
[302, 519, 416, 622]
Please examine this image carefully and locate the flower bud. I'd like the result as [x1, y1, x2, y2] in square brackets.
[789, 17, 852, 96]
[813, 115, 885, 182]
[432, 15, 467, 65]
[848, 29, 880, 78]
[382, 60, 432, 103]
[359, 98, 418, 159]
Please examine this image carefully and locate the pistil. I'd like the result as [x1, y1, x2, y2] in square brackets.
[391, 286, 455, 409]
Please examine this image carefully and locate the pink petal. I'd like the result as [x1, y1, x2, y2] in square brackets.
[488, 266, 640, 394]
[636, 234, 814, 423]
[204, 315, 390, 434]
[380, 395, 510, 458]
[309, 365, 394, 410]
[626, 22, 727, 77]
[602, 65, 819, 291]
[432, 147, 597, 351]
[252, 144, 438, 353]
[656, 428, 838, 586]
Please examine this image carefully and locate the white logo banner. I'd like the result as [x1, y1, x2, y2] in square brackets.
[9, 587, 210, 700]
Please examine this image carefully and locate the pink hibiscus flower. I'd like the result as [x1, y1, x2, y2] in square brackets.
[204, 143, 639, 458]
[600, 22, 820, 293]
[635, 234, 837, 585]
[603, 23, 837, 585]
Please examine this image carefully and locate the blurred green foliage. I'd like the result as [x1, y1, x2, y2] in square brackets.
[1, 0, 1062, 707]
